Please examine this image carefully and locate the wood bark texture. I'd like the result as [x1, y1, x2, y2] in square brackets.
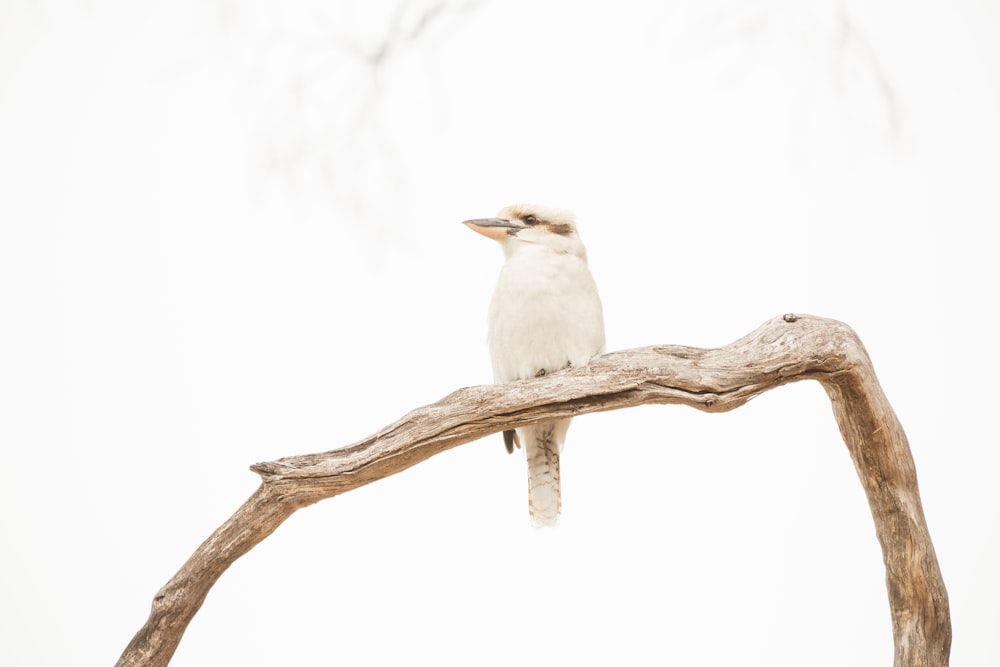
[116, 314, 951, 667]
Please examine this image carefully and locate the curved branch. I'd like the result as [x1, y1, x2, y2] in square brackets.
[116, 314, 950, 667]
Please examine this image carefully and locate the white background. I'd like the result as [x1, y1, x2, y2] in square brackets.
[1, 0, 997, 664]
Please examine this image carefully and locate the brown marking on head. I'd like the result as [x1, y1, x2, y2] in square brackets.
[546, 223, 573, 236]
[496, 204, 578, 237]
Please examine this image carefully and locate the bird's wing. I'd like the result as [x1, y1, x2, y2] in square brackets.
[503, 429, 519, 453]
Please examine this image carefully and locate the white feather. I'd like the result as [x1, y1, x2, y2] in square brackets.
[471, 204, 606, 526]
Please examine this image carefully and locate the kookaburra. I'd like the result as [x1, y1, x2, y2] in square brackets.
[464, 204, 606, 526]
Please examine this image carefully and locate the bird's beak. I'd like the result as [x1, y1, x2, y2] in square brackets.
[462, 217, 524, 240]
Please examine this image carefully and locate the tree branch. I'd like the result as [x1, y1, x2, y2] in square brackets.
[116, 314, 951, 667]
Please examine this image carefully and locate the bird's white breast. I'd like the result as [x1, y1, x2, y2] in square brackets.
[487, 247, 605, 383]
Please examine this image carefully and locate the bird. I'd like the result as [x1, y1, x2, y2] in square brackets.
[463, 204, 605, 526]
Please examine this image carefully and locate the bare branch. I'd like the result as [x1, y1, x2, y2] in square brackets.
[116, 314, 950, 667]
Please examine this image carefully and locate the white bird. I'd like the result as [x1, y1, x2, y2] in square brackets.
[464, 204, 605, 526]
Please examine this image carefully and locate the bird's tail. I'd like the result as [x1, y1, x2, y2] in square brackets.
[522, 420, 570, 527]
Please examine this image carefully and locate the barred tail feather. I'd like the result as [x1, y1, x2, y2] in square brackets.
[523, 420, 570, 527]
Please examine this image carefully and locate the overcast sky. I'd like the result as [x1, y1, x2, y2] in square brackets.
[2, 0, 998, 665]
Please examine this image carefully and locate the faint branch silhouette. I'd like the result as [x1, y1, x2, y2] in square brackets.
[832, 0, 900, 136]
[248, 0, 481, 222]
[695, 0, 901, 143]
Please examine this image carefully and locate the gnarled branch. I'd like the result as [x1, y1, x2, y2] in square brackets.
[117, 314, 951, 667]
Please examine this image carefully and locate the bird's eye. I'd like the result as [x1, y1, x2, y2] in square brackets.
[523, 215, 539, 225]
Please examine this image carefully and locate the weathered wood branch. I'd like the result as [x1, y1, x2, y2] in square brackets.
[117, 314, 950, 667]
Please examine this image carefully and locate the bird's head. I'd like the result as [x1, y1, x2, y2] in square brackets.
[462, 204, 587, 259]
